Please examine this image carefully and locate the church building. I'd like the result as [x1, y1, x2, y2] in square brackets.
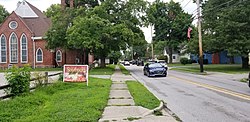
[0, 0, 92, 69]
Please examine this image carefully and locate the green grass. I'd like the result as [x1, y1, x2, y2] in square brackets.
[118, 64, 130, 75]
[0, 77, 112, 122]
[167, 63, 194, 67]
[89, 64, 116, 75]
[31, 68, 63, 72]
[126, 81, 160, 110]
[171, 64, 250, 74]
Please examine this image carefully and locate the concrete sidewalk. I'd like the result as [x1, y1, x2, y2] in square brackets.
[98, 66, 177, 122]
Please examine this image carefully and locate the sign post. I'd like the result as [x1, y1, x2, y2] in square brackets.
[63, 65, 89, 86]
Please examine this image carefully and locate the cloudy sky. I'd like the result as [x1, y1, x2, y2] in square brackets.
[0, 0, 196, 43]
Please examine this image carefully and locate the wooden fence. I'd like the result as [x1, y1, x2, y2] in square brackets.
[0, 72, 62, 100]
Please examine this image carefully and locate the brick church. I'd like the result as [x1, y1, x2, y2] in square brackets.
[0, 0, 93, 69]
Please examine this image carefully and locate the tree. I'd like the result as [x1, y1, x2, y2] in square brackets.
[67, 14, 134, 67]
[0, 5, 9, 24]
[147, 0, 193, 63]
[202, 0, 250, 68]
[45, 0, 147, 67]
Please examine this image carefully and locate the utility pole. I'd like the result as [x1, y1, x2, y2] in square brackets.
[197, 0, 204, 72]
[151, 25, 154, 60]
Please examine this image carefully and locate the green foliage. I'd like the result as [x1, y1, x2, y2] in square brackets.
[126, 81, 160, 109]
[118, 64, 130, 75]
[147, 0, 193, 63]
[0, 77, 111, 121]
[45, 0, 148, 67]
[33, 72, 46, 87]
[202, 0, 250, 68]
[0, 5, 9, 24]
[180, 57, 191, 65]
[157, 54, 168, 63]
[5, 65, 31, 96]
[58, 73, 63, 81]
[108, 51, 122, 63]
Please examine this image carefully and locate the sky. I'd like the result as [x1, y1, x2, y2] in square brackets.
[0, 0, 196, 43]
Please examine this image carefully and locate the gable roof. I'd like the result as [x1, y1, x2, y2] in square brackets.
[14, 0, 51, 37]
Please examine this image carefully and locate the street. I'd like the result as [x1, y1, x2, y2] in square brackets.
[126, 65, 250, 122]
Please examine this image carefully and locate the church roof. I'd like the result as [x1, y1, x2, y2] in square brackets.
[14, 0, 51, 37]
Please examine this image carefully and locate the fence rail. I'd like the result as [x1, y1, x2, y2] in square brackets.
[0, 72, 62, 100]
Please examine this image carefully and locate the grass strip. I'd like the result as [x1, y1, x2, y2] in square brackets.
[89, 64, 116, 75]
[0, 77, 111, 122]
[170, 64, 250, 74]
[126, 81, 160, 110]
[118, 64, 130, 75]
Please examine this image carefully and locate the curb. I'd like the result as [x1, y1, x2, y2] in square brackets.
[142, 100, 164, 116]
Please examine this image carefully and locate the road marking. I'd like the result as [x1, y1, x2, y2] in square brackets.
[169, 75, 250, 101]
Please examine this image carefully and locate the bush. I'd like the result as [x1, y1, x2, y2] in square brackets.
[180, 57, 190, 65]
[5, 65, 31, 97]
[33, 72, 46, 87]
[157, 55, 168, 63]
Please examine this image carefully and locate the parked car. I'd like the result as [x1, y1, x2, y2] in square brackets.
[124, 61, 130, 66]
[157, 60, 168, 68]
[143, 63, 167, 77]
[137, 60, 144, 66]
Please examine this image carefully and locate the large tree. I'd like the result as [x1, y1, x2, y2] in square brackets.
[147, 0, 193, 63]
[0, 5, 9, 24]
[45, 0, 147, 67]
[202, 0, 250, 68]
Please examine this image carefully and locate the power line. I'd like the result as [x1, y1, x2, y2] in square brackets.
[183, 0, 192, 8]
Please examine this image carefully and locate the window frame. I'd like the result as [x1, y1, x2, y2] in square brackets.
[0, 34, 7, 63]
[20, 33, 28, 63]
[9, 32, 18, 63]
[36, 48, 43, 63]
[56, 50, 62, 62]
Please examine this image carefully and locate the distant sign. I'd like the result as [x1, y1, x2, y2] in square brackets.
[63, 65, 88, 85]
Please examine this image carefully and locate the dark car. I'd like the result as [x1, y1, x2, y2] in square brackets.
[143, 63, 167, 77]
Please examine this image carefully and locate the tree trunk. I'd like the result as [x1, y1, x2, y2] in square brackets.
[100, 56, 106, 68]
[169, 48, 173, 64]
[64, 49, 67, 64]
[241, 56, 249, 69]
[229, 56, 235, 64]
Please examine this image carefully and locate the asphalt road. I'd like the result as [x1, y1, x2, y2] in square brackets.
[125, 65, 250, 122]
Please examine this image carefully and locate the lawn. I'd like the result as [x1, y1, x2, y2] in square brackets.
[126, 81, 160, 110]
[89, 64, 116, 75]
[170, 64, 250, 74]
[118, 64, 130, 75]
[0, 77, 111, 122]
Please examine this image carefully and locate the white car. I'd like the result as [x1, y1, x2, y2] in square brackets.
[157, 60, 168, 69]
[124, 61, 130, 66]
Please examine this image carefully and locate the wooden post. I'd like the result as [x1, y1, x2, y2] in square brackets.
[45, 72, 48, 85]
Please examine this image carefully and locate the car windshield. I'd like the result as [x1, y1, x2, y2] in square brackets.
[148, 63, 163, 68]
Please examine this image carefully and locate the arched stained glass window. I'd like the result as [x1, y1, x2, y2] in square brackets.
[9, 33, 18, 63]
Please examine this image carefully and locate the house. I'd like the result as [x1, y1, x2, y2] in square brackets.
[0, 0, 92, 69]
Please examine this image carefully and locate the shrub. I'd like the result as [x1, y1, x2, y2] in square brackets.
[180, 57, 189, 65]
[157, 55, 168, 63]
[58, 73, 63, 81]
[33, 72, 46, 87]
[5, 65, 31, 96]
